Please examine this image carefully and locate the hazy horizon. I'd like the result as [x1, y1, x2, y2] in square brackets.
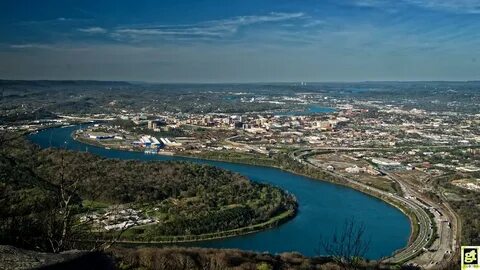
[2, 78, 480, 85]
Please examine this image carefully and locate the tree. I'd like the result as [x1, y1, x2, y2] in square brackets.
[44, 150, 131, 252]
[316, 218, 371, 270]
[0, 133, 128, 253]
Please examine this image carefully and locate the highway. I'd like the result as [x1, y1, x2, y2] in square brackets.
[290, 149, 457, 268]
[386, 173, 458, 268]
[292, 145, 480, 152]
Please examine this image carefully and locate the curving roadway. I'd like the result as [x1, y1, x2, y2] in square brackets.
[291, 149, 455, 267]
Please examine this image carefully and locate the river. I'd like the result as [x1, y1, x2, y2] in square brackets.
[28, 125, 410, 259]
[275, 104, 335, 116]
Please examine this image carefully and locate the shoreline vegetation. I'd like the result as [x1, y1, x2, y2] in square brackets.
[7, 131, 298, 249]
[178, 151, 422, 258]
[177, 151, 421, 254]
[91, 209, 295, 245]
[71, 129, 419, 256]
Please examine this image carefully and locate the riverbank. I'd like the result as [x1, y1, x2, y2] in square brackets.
[28, 125, 411, 259]
[31, 131, 298, 247]
[72, 133, 418, 257]
[180, 151, 421, 252]
[92, 209, 296, 245]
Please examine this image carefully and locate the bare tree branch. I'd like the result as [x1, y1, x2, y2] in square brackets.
[316, 217, 371, 270]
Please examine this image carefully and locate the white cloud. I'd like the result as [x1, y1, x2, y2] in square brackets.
[303, 19, 326, 28]
[112, 12, 305, 40]
[350, 0, 480, 13]
[9, 44, 53, 49]
[78, 27, 107, 34]
[56, 17, 75, 22]
[351, 0, 387, 7]
[405, 0, 480, 14]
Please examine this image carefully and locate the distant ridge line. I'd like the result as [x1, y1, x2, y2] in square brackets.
[0, 79, 479, 85]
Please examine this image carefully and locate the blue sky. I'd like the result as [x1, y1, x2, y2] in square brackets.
[0, 0, 479, 82]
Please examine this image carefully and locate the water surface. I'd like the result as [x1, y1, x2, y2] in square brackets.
[276, 104, 335, 116]
[29, 126, 410, 259]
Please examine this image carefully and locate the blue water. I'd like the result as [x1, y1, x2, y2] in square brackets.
[277, 104, 335, 116]
[305, 105, 336, 114]
[28, 126, 410, 259]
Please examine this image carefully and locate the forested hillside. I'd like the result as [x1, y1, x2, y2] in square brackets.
[0, 134, 297, 251]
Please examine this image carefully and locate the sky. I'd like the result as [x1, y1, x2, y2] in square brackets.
[0, 0, 479, 82]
